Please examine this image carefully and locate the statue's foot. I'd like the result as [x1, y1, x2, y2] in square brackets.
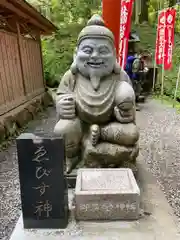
[90, 124, 100, 146]
[66, 156, 80, 174]
[66, 159, 72, 174]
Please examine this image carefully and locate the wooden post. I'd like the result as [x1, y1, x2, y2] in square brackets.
[173, 65, 180, 108]
[16, 21, 26, 96]
[37, 33, 46, 91]
[102, 0, 121, 59]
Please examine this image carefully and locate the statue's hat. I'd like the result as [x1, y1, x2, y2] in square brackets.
[77, 14, 115, 45]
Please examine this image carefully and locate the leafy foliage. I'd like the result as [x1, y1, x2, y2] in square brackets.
[27, 0, 101, 87]
[27, 0, 180, 101]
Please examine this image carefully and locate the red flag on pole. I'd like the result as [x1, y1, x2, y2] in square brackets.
[119, 0, 134, 69]
[102, 0, 121, 58]
[164, 8, 176, 70]
[155, 8, 176, 70]
[155, 10, 167, 65]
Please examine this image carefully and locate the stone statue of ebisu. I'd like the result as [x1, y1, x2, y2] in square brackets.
[54, 14, 140, 173]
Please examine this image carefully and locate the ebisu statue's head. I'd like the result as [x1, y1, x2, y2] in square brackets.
[71, 14, 120, 91]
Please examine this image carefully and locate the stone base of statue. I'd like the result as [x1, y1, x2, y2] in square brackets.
[75, 168, 140, 221]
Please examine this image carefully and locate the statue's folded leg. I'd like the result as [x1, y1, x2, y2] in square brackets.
[54, 118, 82, 173]
[100, 122, 139, 146]
[82, 137, 139, 168]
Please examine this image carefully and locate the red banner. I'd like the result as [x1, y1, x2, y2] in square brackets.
[102, 0, 121, 58]
[155, 8, 176, 70]
[155, 10, 166, 65]
[164, 8, 176, 70]
[119, 0, 134, 69]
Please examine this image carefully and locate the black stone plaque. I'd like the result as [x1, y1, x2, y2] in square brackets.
[66, 171, 77, 189]
[16, 133, 69, 229]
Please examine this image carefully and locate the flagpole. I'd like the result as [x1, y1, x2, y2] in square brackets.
[161, 7, 166, 103]
[173, 7, 179, 108]
[152, 49, 157, 92]
[152, 2, 160, 93]
[122, 38, 127, 69]
[173, 65, 180, 108]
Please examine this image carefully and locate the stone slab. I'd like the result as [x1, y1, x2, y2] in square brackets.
[9, 159, 180, 240]
[75, 168, 140, 220]
[16, 133, 69, 229]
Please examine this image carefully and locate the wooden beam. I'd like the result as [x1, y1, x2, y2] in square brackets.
[0, 16, 16, 33]
[0, 0, 50, 33]
[16, 21, 26, 96]
[20, 22, 37, 40]
[37, 33, 46, 90]
[1, 0, 57, 34]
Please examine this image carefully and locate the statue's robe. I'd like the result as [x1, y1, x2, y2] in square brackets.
[56, 69, 132, 124]
[56, 69, 139, 167]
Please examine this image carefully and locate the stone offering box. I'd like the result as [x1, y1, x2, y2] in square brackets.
[75, 168, 140, 221]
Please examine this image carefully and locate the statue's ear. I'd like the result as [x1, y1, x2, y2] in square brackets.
[113, 60, 121, 74]
[70, 61, 77, 74]
[70, 47, 78, 74]
[73, 47, 77, 61]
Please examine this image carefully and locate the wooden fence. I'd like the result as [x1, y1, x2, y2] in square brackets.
[0, 30, 45, 116]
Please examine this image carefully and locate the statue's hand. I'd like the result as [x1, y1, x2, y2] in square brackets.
[114, 106, 122, 122]
[114, 106, 135, 123]
[56, 94, 76, 119]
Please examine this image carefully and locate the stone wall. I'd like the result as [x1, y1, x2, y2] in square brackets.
[0, 91, 53, 143]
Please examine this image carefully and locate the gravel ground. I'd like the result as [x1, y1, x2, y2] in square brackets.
[1, 99, 180, 239]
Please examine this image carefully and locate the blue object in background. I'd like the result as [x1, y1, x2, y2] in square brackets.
[125, 55, 138, 81]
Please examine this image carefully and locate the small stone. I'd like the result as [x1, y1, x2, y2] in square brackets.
[0, 122, 6, 142]
[14, 109, 32, 128]
[3, 116, 17, 137]
[25, 104, 37, 118]
[41, 92, 53, 107]
[31, 98, 43, 112]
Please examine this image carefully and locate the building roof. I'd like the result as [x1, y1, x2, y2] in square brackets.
[0, 0, 57, 35]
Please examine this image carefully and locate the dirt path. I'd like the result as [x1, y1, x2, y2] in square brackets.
[137, 99, 180, 218]
[1, 99, 180, 240]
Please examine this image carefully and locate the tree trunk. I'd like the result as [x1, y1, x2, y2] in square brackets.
[140, 0, 149, 23]
[135, 0, 141, 24]
[169, 0, 176, 7]
[132, 2, 135, 22]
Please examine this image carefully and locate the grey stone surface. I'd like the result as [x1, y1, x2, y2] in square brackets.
[54, 14, 139, 171]
[75, 168, 140, 220]
[8, 159, 180, 240]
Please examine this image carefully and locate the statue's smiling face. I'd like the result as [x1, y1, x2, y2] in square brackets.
[76, 38, 116, 78]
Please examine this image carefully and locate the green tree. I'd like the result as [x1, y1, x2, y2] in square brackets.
[26, 0, 101, 87]
[140, 0, 149, 22]
[169, 0, 176, 7]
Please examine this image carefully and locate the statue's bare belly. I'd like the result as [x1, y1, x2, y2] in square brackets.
[75, 74, 116, 124]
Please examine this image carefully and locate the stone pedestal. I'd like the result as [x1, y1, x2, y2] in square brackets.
[75, 168, 140, 221]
